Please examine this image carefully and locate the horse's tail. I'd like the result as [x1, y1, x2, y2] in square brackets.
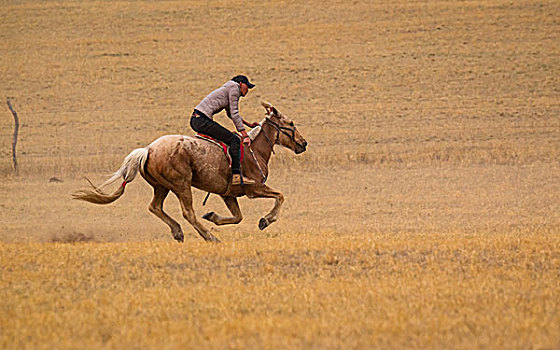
[72, 148, 149, 205]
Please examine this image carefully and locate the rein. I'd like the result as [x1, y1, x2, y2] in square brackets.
[261, 122, 276, 155]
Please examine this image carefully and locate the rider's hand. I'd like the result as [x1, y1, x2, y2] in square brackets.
[248, 122, 260, 128]
[241, 130, 251, 147]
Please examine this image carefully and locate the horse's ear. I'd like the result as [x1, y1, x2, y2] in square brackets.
[261, 101, 277, 116]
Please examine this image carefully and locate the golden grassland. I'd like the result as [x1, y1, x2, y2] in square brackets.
[1, 234, 559, 349]
[1, 0, 559, 348]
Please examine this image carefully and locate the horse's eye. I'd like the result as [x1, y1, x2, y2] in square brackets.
[289, 122, 294, 127]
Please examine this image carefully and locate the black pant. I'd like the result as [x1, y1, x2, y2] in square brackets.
[190, 111, 242, 174]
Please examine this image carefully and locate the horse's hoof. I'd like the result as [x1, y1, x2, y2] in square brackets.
[204, 235, 221, 243]
[202, 212, 215, 222]
[173, 231, 184, 243]
[259, 217, 269, 231]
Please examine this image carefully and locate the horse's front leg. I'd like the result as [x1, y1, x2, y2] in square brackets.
[247, 185, 284, 230]
[203, 196, 243, 225]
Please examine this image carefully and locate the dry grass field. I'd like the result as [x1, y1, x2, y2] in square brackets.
[1, 0, 559, 349]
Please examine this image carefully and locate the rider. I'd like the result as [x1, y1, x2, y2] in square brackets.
[190, 75, 259, 185]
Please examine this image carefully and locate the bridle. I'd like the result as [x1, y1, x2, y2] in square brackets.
[262, 116, 303, 154]
[244, 110, 304, 186]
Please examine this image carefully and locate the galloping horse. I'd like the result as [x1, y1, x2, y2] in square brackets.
[73, 102, 307, 242]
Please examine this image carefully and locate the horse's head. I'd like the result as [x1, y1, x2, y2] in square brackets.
[261, 101, 307, 154]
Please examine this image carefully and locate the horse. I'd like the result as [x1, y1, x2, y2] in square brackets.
[73, 102, 308, 243]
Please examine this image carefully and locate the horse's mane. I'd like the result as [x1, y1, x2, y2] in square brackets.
[247, 118, 267, 141]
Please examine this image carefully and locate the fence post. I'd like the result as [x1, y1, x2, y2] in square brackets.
[7, 98, 19, 175]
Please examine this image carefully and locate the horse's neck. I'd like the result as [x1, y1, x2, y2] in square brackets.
[252, 123, 275, 165]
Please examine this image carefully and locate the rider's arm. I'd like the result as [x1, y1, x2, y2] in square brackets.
[242, 119, 259, 128]
[227, 85, 246, 133]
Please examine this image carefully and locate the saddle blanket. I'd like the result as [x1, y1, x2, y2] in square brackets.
[195, 133, 245, 165]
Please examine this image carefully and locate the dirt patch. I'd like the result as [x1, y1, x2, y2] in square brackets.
[50, 231, 96, 243]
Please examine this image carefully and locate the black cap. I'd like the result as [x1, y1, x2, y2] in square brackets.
[231, 75, 255, 89]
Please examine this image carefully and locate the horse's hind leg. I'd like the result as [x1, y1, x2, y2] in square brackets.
[203, 196, 243, 225]
[176, 188, 221, 243]
[148, 185, 184, 242]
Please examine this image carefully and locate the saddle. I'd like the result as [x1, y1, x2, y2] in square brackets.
[195, 133, 245, 166]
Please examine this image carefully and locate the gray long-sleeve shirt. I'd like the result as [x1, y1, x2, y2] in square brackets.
[195, 80, 245, 132]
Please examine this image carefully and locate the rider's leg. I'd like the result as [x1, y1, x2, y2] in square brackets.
[190, 114, 253, 185]
[227, 136, 241, 175]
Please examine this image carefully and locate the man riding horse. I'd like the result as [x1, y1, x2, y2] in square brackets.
[73, 77, 308, 242]
[190, 75, 259, 185]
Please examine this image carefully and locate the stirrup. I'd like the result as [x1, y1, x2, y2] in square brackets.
[232, 174, 255, 185]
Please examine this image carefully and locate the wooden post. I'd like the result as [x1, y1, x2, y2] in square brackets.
[7, 98, 19, 175]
